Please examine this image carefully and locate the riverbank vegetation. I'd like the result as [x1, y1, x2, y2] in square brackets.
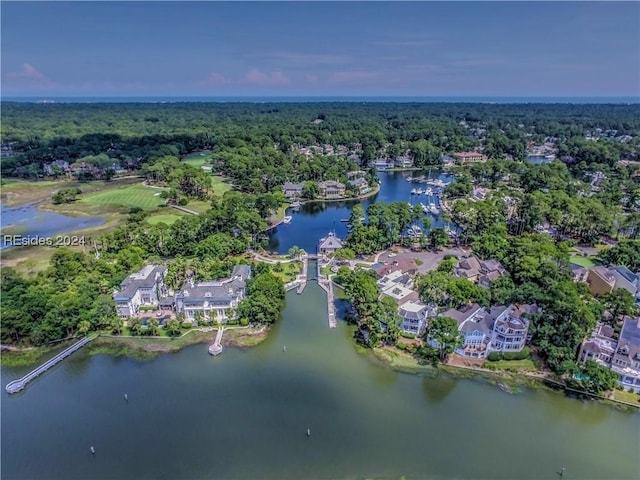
[236, 266, 286, 325]
[0, 339, 77, 367]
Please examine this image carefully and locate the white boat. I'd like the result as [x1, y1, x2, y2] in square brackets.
[283, 216, 292, 224]
[416, 189, 423, 195]
[420, 203, 429, 213]
[424, 188, 433, 196]
[427, 178, 445, 188]
[411, 188, 417, 195]
[429, 203, 439, 215]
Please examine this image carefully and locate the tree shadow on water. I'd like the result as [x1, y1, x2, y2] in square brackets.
[422, 373, 457, 404]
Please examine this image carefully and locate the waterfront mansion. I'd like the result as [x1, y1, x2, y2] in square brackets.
[435, 303, 537, 358]
[175, 265, 252, 323]
[114, 264, 252, 323]
[579, 317, 640, 393]
[114, 264, 169, 318]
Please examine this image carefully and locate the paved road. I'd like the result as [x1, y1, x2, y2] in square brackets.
[170, 205, 200, 215]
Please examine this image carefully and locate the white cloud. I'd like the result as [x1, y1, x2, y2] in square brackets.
[241, 69, 291, 86]
[327, 71, 380, 84]
[202, 72, 232, 86]
[8, 63, 46, 80]
[269, 51, 351, 65]
[4, 63, 58, 90]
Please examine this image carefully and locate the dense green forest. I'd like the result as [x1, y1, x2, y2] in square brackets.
[2, 102, 639, 191]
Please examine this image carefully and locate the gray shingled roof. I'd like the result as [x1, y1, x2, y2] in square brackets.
[176, 265, 251, 305]
[613, 266, 638, 284]
[459, 306, 508, 335]
[319, 180, 345, 189]
[283, 182, 303, 191]
[178, 278, 245, 304]
[441, 304, 482, 325]
[318, 233, 343, 250]
[615, 317, 640, 363]
[114, 265, 166, 301]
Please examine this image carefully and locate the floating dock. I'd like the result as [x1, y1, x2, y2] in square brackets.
[208, 328, 224, 356]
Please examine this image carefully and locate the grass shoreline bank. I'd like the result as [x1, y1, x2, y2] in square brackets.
[370, 346, 640, 411]
[1, 327, 271, 367]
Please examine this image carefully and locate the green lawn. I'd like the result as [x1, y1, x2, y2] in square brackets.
[151, 176, 228, 215]
[485, 359, 537, 371]
[184, 200, 211, 214]
[270, 262, 301, 283]
[182, 152, 213, 168]
[210, 175, 232, 196]
[570, 255, 596, 268]
[320, 266, 333, 276]
[267, 204, 289, 226]
[612, 389, 640, 405]
[146, 213, 186, 225]
[334, 286, 349, 300]
[79, 184, 166, 211]
[1, 179, 60, 188]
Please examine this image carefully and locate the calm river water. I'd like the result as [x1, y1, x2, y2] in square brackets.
[267, 170, 455, 254]
[2, 171, 639, 479]
[0, 203, 105, 249]
[2, 280, 639, 479]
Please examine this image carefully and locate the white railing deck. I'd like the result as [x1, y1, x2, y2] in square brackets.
[6, 336, 91, 394]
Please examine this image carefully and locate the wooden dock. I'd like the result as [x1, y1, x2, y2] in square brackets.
[296, 256, 308, 294]
[318, 280, 337, 329]
[5, 336, 92, 394]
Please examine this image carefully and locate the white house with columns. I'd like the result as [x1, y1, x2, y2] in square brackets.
[175, 265, 251, 323]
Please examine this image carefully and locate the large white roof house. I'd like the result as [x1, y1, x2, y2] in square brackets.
[114, 265, 168, 318]
[175, 265, 252, 324]
[398, 301, 435, 337]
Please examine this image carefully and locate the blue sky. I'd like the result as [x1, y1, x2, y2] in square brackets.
[2, 1, 639, 97]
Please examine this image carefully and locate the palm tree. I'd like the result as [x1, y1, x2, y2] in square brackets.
[129, 318, 142, 336]
[287, 245, 303, 260]
[148, 318, 159, 336]
[166, 319, 182, 337]
[77, 320, 91, 336]
[110, 317, 123, 335]
[194, 310, 204, 326]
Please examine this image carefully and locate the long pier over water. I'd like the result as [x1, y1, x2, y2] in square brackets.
[5, 336, 91, 394]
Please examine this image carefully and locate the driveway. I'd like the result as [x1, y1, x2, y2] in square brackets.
[377, 246, 469, 274]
